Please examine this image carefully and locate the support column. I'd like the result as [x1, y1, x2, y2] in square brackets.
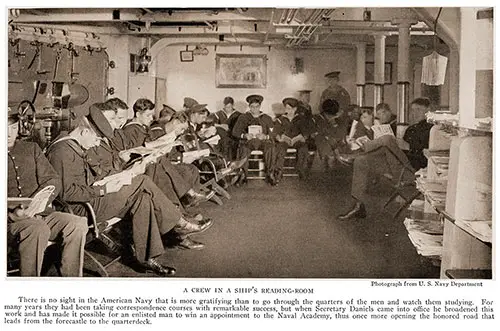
[393, 19, 416, 137]
[356, 43, 367, 106]
[373, 34, 386, 108]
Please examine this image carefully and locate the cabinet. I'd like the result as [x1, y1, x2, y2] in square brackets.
[405, 115, 492, 279]
[440, 133, 492, 278]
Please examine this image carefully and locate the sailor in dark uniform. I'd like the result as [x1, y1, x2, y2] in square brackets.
[207, 96, 241, 161]
[232, 94, 275, 185]
[46, 115, 213, 275]
[319, 71, 351, 113]
[297, 89, 313, 118]
[7, 107, 88, 277]
[311, 99, 348, 169]
[273, 97, 314, 181]
[89, 99, 214, 228]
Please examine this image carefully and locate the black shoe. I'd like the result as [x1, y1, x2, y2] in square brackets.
[275, 169, 283, 183]
[338, 202, 366, 220]
[183, 212, 203, 223]
[266, 171, 277, 186]
[235, 172, 247, 187]
[335, 153, 354, 167]
[174, 218, 214, 236]
[185, 191, 216, 207]
[171, 237, 205, 250]
[143, 258, 176, 276]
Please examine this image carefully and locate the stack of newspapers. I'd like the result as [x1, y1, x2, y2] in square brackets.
[404, 200, 443, 258]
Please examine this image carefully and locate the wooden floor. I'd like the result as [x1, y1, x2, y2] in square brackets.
[90, 162, 440, 278]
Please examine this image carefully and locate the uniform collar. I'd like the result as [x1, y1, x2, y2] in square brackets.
[124, 119, 145, 128]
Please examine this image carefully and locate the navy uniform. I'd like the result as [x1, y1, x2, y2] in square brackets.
[273, 98, 313, 180]
[86, 105, 202, 209]
[8, 109, 87, 277]
[297, 90, 313, 118]
[232, 94, 275, 181]
[207, 98, 241, 161]
[311, 99, 348, 160]
[46, 116, 211, 273]
[319, 71, 351, 113]
[403, 119, 434, 171]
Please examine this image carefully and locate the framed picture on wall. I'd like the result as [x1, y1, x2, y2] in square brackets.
[180, 51, 194, 62]
[216, 54, 267, 88]
[365, 62, 392, 84]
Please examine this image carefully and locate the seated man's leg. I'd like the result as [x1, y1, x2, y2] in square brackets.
[239, 138, 260, 175]
[338, 155, 369, 220]
[314, 135, 333, 159]
[8, 218, 50, 276]
[261, 140, 275, 176]
[364, 135, 410, 166]
[174, 163, 200, 191]
[273, 141, 288, 181]
[294, 141, 309, 178]
[44, 212, 88, 277]
[145, 162, 182, 206]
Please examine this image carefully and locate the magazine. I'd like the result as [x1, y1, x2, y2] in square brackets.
[248, 125, 262, 135]
[7, 185, 55, 217]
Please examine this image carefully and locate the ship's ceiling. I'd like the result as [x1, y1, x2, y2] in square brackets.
[9, 7, 446, 49]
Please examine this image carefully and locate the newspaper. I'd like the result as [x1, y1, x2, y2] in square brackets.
[144, 131, 177, 149]
[92, 171, 133, 187]
[348, 120, 358, 139]
[182, 148, 211, 164]
[371, 124, 395, 139]
[7, 185, 55, 218]
[203, 134, 221, 145]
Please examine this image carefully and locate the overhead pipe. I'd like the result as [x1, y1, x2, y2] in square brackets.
[263, 9, 275, 43]
[286, 8, 298, 24]
[279, 8, 289, 24]
[288, 9, 321, 46]
[292, 9, 325, 46]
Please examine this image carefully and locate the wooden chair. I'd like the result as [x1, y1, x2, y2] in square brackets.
[381, 155, 420, 218]
[195, 152, 232, 205]
[7, 240, 59, 276]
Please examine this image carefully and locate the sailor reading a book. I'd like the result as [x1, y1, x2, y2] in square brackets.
[205, 96, 242, 161]
[7, 107, 88, 277]
[232, 94, 275, 185]
[84, 100, 216, 219]
[334, 107, 416, 221]
[47, 115, 214, 275]
[272, 97, 312, 182]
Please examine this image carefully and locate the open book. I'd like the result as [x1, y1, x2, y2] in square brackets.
[92, 171, 133, 187]
[8, 185, 55, 218]
[248, 125, 262, 135]
[281, 134, 305, 146]
[371, 124, 395, 139]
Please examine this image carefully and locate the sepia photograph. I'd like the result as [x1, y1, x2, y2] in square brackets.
[4, 5, 494, 283]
